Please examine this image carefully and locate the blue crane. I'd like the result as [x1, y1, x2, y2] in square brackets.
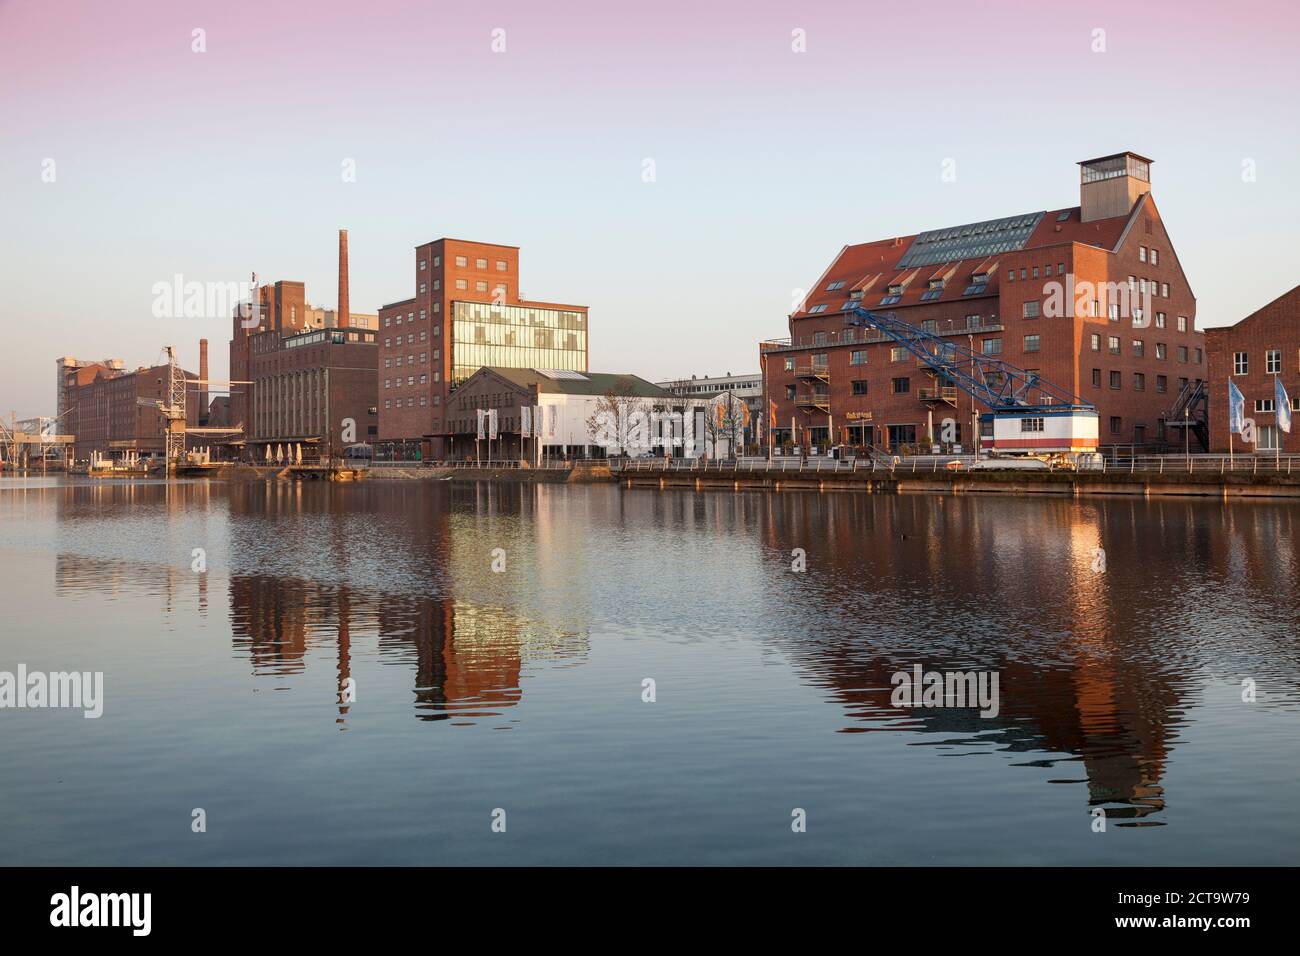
[843, 304, 1095, 414]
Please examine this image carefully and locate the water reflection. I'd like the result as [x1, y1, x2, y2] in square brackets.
[9, 478, 1300, 838]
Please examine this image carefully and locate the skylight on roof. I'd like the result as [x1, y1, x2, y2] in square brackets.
[896, 211, 1046, 268]
[536, 369, 589, 380]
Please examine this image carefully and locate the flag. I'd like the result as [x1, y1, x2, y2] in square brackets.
[476, 409, 486, 440]
[1277, 377, 1292, 433]
[488, 408, 499, 440]
[1228, 380, 1246, 434]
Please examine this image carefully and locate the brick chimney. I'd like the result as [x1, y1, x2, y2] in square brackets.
[198, 338, 209, 425]
[338, 229, 350, 328]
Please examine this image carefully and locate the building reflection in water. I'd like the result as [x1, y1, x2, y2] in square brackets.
[39, 476, 1300, 821]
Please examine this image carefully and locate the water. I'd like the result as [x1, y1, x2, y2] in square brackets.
[0, 476, 1297, 865]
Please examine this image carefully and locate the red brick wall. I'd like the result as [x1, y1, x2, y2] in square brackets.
[1205, 286, 1300, 453]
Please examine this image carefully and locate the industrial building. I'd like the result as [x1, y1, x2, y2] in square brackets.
[228, 230, 380, 459]
[760, 152, 1205, 455]
[59, 353, 201, 462]
[656, 372, 762, 454]
[376, 239, 588, 459]
[1205, 285, 1300, 453]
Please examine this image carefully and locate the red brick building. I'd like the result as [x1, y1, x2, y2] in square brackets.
[228, 230, 379, 458]
[760, 152, 1205, 454]
[377, 239, 588, 459]
[65, 359, 199, 462]
[1205, 285, 1300, 453]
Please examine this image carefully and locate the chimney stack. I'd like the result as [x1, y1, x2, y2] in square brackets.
[198, 338, 209, 425]
[338, 229, 350, 329]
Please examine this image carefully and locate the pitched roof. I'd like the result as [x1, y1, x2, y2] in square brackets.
[473, 367, 673, 398]
[794, 203, 1134, 319]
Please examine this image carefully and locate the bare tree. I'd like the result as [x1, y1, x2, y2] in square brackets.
[586, 378, 651, 456]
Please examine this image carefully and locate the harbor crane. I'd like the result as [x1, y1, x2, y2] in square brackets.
[843, 304, 1099, 455]
[135, 346, 248, 472]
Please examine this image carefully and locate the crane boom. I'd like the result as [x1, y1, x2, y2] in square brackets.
[843, 305, 1094, 413]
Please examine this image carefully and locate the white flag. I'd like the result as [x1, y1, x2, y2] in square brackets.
[476, 408, 486, 440]
[520, 405, 532, 437]
[488, 408, 499, 440]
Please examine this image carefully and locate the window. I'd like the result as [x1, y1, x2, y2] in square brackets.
[1151, 249, 1159, 266]
[419, 310, 426, 321]
[892, 377, 910, 394]
[1057, 263, 1065, 275]
[456, 279, 468, 290]
[1194, 348, 1202, 364]
[1156, 343, 1167, 360]
[1266, 349, 1282, 373]
[1156, 375, 1167, 393]
[475, 280, 488, 292]
[1234, 352, 1248, 375]
[1161, 282, 1169, 297]
[475, 258, 487, 269]
[1023, 334, 1040, 353]
[1155, 312, 1166, 329]
[966, 314, 981, 329]
[1022, 301, 1040, 319]
[1255, 399, 1275, 413]
[419, 259, 426, 270]
[808, 304, 828, 314]
[921, 320, 938, 333]
[784, 357, 794, 371]
[1092, 369, 1101, 387]
[1177, 345, 1188, 363]
[1139, 246, 1147, 262]
[1133, 372, 1145, 391]
[982, 338, 1002, 355]
[1110, 416, 1122, 435]
[419, 283, 427, 294]
[1108, 303, 1120, 322]
[1021, 417, 1045, 432]
[496, 260, 508, 271]
[827, 280, 846, 291]
[455, 256, 467, 267]
[433, 256, 441, 267]
[880, 294, 903, 305]
[891, 347, 907, 362]
[813, 331, 828, 346]
[1020, 268, 1027, 280]
[850, 350, 867, 366]
[1259, 425, 1280, 450]
[852, 380, 868, 395]
[1177, 315, 1187, 332]
[1132, 339, 1144, 357]
[785, 385, 795, 400]
[1007, 270, 1015, 281]
[433, 279, 440, 291]
[1108, 336, 1120, 354]
[1090, 333, 1101, 352]
[1110, 371, 1121, 389]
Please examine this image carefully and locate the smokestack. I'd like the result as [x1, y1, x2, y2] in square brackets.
[198, 339, 209, 425]
[338, 229, 350, 329]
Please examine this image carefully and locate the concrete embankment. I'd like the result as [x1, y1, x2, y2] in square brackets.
[618, 468, 1300, 499]
[368, 462, 613, 484]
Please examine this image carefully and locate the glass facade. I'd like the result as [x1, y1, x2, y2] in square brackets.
[451, 301, 587, 386]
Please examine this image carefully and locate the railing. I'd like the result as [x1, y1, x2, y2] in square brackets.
[794, 394, 831, 408]
[918, 387, 959, 403]
[366, 459, 573, 469]
[610, 453, 1300, 478]
[759, 321, 1004, 354]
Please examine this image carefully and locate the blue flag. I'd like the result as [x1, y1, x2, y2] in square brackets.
[1228, 380, 1246, 434]
[1277, 377, 1292, 434]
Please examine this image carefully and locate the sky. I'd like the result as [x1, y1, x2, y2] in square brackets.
[1, 0, 1298, 416]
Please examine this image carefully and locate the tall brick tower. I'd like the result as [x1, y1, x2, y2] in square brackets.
[338, 229, 350, 329]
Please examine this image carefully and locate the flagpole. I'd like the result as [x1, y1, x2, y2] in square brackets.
[1276, 374, 1282, 468]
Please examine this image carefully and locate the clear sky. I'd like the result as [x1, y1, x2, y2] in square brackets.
[2, 0, 1297, 416]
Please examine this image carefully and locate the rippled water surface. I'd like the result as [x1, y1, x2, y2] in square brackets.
[1, 476, 1297, 865]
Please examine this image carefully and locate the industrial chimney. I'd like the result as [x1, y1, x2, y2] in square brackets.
[338, 229, 350, 329]
[198, 338, 209, 425]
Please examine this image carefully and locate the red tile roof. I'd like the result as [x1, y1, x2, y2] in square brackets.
[794, 205, 1133, 319]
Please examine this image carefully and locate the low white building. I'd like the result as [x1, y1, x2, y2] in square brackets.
[444, 367, 712, 461]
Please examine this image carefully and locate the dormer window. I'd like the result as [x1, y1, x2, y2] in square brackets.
[826, 280, 847, 291]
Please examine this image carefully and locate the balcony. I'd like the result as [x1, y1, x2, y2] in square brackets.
[794, 393, 831, 411]
[794, 363, 831, 382]
[918, 386, 959, 405]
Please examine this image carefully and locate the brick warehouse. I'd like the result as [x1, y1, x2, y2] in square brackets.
[759, 152, 1205, 454]
[1205, 285, 1300, 454]
[377, 239, 588, 459]
[228, 230, 380, 458]
[62, 355, 200, 461]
